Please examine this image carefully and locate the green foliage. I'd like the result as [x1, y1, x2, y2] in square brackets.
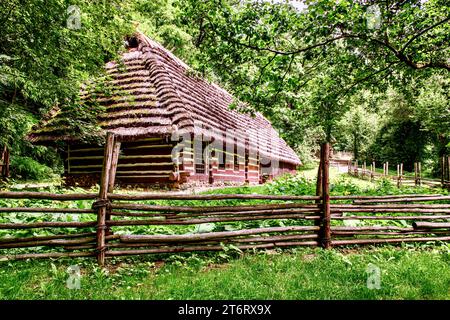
[9, 157, 56, 181]
[175, 0, 449, 150]
[0, 0, 134, 177]
[266, 174, 316, 196]
[334, 91, 380, 159]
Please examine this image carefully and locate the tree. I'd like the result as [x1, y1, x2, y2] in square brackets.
[335, 91, 380, 159]
[178, 0, 449, 144]
[365, 87, 434, 171]
[413, 74, 450, 156]
[0, 0, 133, 177]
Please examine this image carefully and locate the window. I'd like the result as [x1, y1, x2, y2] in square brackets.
[195, 163, 205, 174]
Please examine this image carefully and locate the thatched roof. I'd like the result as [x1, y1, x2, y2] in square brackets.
[28, 33, 300, 165]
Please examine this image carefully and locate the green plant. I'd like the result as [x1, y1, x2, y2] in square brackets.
[10, 156, 56, 181]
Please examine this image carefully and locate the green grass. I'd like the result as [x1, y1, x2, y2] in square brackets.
[1, 246, 450, 299]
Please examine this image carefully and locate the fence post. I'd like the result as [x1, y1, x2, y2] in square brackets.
[363, 161, 366, 179]
[372, 161, 375, 181]
[447, 156, 450, 188]
[108, 140, 121, 193]
[414, 162, 418, 186]
[95, 132, 115, 266]
[418, 162, 422, 186]
[397, 164, 400, 187]
[105, 139, 121, 236]
[320, 142, 331, 249]
[315, 145, 324, 230]
[400, 163, 403, 187]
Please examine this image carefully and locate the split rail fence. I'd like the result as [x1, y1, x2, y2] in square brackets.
[0, 136, 449, 266]
[347, 159, 450, 189]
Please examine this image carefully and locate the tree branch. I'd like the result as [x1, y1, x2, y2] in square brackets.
[206, 12, 449, 73]
[400, 16, 450, 53]
[337, 61, 400, 100]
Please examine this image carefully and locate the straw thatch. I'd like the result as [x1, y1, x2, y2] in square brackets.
[28, 33, 300, 166]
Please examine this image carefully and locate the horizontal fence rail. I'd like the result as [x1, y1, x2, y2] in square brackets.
[0, 192, 99, 261]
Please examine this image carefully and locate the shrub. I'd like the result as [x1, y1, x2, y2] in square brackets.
[10, 156, 56, 181]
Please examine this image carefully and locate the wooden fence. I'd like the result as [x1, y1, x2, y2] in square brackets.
[347, 160, 449, 188]
[0, 137, 449, 265]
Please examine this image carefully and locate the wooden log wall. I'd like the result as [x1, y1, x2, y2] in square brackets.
[175, 135, 296, 186]
[65, 137, 177, 187]
[65, 134, 296, 188]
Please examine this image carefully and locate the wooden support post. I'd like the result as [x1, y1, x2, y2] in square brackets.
[447, 156, 450, 186]
[315, 145, 324, 228]
[106, 139, 121, 237]
[399, 163, 403, 188]
[0, 146, 5, 178]
[418, 162, 422, 187]
[320, 143, 331, 249]
[372, 161, 376, 181]
[107, 140, 121, 193]
[442, 156, 445, 187]
[96, 133, 115, 267]
[363, 161, 366, 178]
[414, 162, 418, 186]
[445, 156, 448, 187]
[397, 164, 400, 187]
[386, 161, 389, 176]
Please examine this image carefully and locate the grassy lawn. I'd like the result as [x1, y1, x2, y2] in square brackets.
[1, 246, 450, 300]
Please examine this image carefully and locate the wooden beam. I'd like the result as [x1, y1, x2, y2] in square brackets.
[96, 132, 115, 266]
[321, 143, 331, 249]
[108, 140, 121, 193]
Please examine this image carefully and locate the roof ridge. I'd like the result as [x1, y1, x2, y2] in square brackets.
[136, 32, 190, 70]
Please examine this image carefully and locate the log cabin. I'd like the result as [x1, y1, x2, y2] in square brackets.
[27, 33, 300, 188]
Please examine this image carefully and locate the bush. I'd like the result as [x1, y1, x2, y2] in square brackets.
[266, 174, 316, 196]
[10, 156, 56, 181]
